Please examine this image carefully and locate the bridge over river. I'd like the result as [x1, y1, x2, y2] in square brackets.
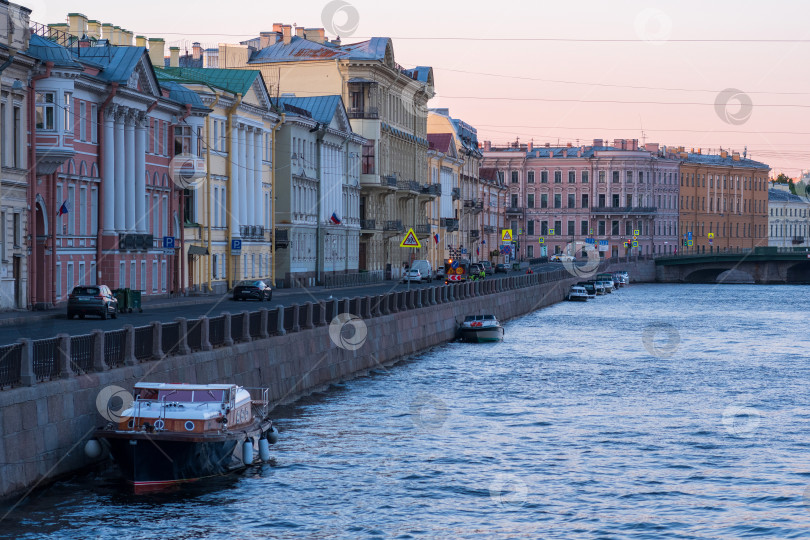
[655, 247, 810, 284]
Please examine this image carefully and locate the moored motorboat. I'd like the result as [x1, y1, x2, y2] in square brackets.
[457, 314, 504, 342]
[90, 383, 277, 493]
[567, 285, 589, 301]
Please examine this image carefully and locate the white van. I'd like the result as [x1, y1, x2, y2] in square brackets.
[409, 260, 433, 282]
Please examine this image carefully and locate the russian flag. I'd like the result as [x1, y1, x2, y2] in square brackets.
[433, 232, 439, 244]
[56, 200, 69, 217]
[330, 212, 341, 225]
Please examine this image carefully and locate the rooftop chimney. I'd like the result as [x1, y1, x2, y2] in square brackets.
[111, 25, 121, 45]
[67, 13, 88, 38]
[527, 141, 533, 152]
[613, 139, 625, 150]
[295, 27, 305, 38]
[192, 42, 201, 60]
[483, 141, 491, 151]
[87, 20, 101, 39]
[732, 152, 740, 161]
[272, 23, 284, 33]
[121, 29, 133, 46]
[644, 142, 659, 153]
[259, 32, 277, 48]
[306, 28, 326, 44]
[282, 25, 292, 45]
[720, 150, 728, 159]
[593, 138, 603, 147]
[169, 46, 180, 67]
[148, 37, 165, 68]
[135, 35, 147, 48]
[101, 23, 113, 42]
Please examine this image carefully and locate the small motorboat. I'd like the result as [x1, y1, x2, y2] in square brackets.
[577, 282, 596, 299]
[567, 285, 589, 301]
[89, 383, 278, 493]
[457, 314, 504, 343]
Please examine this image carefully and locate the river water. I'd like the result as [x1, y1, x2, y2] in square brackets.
[2, 283, 810, 539]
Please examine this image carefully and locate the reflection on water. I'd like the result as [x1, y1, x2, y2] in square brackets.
[2, 284, 809, 539]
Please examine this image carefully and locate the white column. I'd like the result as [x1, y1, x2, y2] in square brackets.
[253, 130, 262, 227]
[246, 127, 255, 227]
[124, 112, 136, 231]
[114, 109, 126, 232]
[134, 113, 147, 233]
[238, 126, 248, 232]
[230, 123, 240, 236]
[102, 107, 116, 232]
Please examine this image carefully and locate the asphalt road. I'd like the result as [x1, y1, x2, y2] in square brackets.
[0, 262, 577, 345]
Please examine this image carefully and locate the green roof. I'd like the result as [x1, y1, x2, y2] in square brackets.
[159, 67, 261, 96]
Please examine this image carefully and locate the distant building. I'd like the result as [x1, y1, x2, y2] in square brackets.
[426, 133, 462, 269]
[482, 139, 679, 259]
[768, 186, 810, 248]
[677, 148, 770, 253]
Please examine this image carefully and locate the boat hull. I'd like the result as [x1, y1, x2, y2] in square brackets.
[567, 295, 588, 301]
[457, 326, 504, 343]
[99, 420, 270, 493]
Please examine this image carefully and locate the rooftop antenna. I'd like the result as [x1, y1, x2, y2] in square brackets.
[639, 115, 646, 146]
[743, 146, 747, 159]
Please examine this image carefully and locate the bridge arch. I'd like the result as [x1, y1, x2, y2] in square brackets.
[684, 267, 754, 284]
[786, 261, 810, 283]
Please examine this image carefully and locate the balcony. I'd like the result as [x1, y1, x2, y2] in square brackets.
[420, 184, 441, 196]
[441, 218, 459, 232]
[384, 220, 404, 232]
[591, 206, 658, 215]
[239, 225, 265, 239]
[348, 107, 379, 120]
[452, 187, 461, 201]
[483, 225, 497, 234]
[118, 233, 154, 252]
[414, 224, 431, 235]
[505, 206, 525, 217]
[470, 229, 480, 239]
[360, 219, 378, 231]
[793, 236, 805, 244]
[397, 180, 421, 193]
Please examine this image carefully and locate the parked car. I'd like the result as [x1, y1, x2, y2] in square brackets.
[480, 261, 494, 275]
[435, 267, 446, 280]
[67, 285, 118, 320]
[233, 280, 272, 301]
[402, 269, 423, 283]
[495, 263, 508, 274]
[469, 263, 485, 277]
[410, 260, 433, 281]
[550, 254, 575, 262]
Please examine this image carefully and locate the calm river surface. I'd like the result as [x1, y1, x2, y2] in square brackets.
[2, 283, 810, 539]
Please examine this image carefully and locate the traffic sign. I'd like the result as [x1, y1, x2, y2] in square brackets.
[549, 229, 555, 236]
[634, 229, 640, 236]
[687, 240, 693, 247]
[451, 260, 459, 269]
[538, 237, 544, 244]
[502, 229, 513, 242]
[708, 232, 714, 239]
[400, 228, 421, 248]
[632, 240, 638, 247]
[162, 236, 175, 249]
[231, 238, 242, 252]
[687, 231, 693, 240]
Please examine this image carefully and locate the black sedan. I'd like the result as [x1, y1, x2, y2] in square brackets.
[494, 263, 509, 274]
[67, 285, 118, 319]
[233, 280, 272, 301]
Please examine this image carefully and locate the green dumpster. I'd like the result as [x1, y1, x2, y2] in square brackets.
[127, 289, 143, 313]
[112, 288, 128, 312]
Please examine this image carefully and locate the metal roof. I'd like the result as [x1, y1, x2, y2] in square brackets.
[68, 45, 147, 83]
[159, 66, 260, 96]
[25, 34, 82, 68]
[427, 133, 454, 154]
[248, 35, 393, 64]
[156, 79, 205, 108]
[769, 188, 808, 203]
[680, 152, 770, 170]
[275, 95, 344, 126]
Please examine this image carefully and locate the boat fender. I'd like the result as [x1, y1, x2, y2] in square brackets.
[242, 439, 254, 465]
[259, 438, 271, 461]
[84, 439, 103, 459]
[266, 426, 279, 445]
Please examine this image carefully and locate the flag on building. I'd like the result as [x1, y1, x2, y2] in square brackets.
[330, 212, 341, 225]
[476, 245, 480, 256]
[433, 233, 439, 244]
[57, 200, 69, 217]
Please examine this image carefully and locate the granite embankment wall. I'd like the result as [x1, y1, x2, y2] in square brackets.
[0, 260, 652, 500]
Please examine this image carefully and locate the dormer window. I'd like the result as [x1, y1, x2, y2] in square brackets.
[35, 92, 55, 130]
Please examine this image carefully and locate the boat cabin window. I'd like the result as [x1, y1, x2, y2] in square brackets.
[483, 315, 495, 320]
[140, 389, 228, 403]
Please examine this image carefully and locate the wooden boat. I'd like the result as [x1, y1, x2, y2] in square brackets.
[90, 383, 277, 493]
[457, 314, 504, 343]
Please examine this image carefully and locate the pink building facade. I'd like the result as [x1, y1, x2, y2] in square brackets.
[27, 32, 206, 308]
[482, 139, 680, 259]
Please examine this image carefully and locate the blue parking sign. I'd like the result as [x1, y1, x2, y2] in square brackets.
[231, 239, 242, 252]
[162, 236, 175, 249]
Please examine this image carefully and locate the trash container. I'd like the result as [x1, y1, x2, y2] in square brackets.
[112, 288, 128, 313]
[126, 289, 143, 313]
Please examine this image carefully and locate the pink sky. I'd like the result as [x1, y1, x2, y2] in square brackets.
[35, 0, 810, 176]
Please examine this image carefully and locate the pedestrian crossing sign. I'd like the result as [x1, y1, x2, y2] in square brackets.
[632, 240, 638, 247]
[549, 229, 555, 236]
[708, 233, 714, 239]
[687, 240, 693, 247]
[400, 228, 421, 248]
[502, 229, 513, 242]
[538, 237, 544, 244]
[634, 229, 639, 236]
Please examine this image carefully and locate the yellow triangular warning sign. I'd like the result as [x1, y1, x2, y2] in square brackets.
[400, 228, 421, 248]
[502, 229, 513, 242]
